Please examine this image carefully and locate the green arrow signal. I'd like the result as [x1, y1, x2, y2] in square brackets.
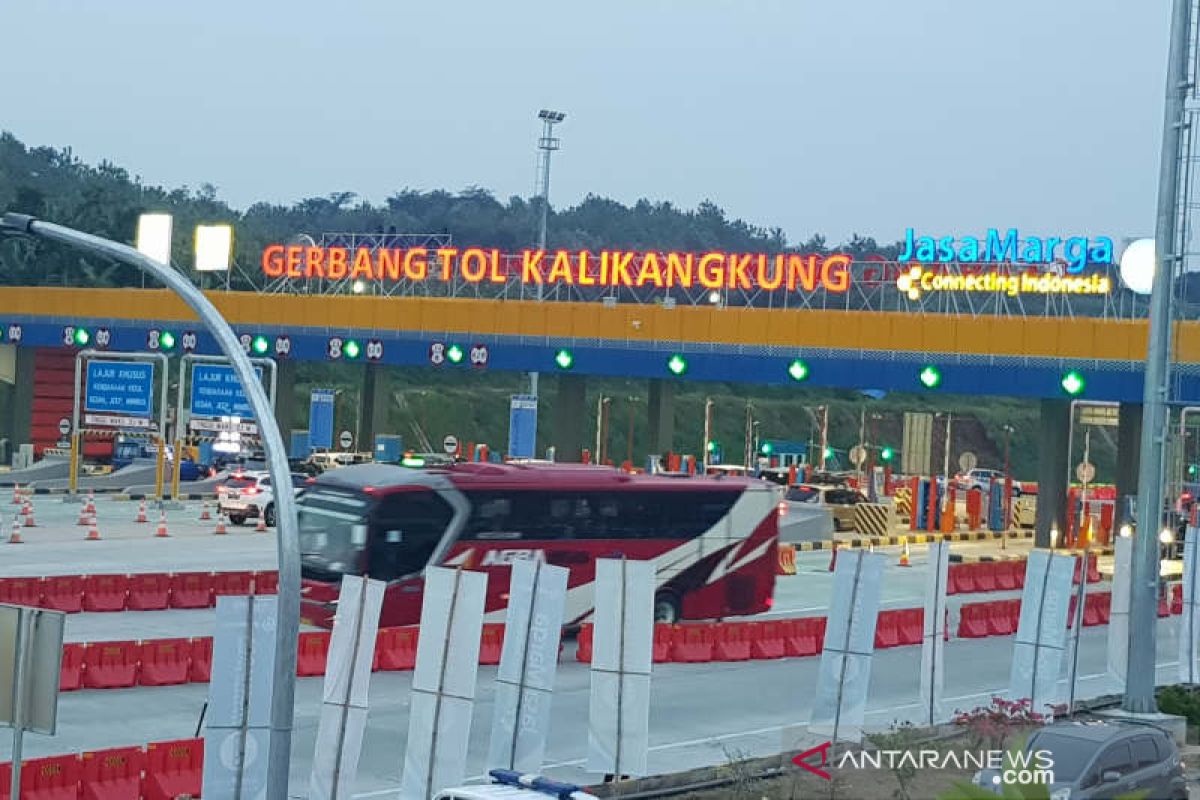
[446, 344, 464, 364]
[1061, 370, 1085, 396]
[555, 349, 574, 369]
[787, 359, 809, 381]
[919, 365, 941, 388]
[667, 354, 688, 375]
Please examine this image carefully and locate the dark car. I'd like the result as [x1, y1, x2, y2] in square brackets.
[975, 719, 1187, 799]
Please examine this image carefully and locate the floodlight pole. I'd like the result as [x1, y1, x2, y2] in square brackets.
[0, 213, 300, 797]
[529, 110, 564, 402]
[1127, 0, 1192, 713]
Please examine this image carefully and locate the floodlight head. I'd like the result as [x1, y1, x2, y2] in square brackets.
[538, 109, 565, 123]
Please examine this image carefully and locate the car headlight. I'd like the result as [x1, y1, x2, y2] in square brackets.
[1049, 789, 1070, 800]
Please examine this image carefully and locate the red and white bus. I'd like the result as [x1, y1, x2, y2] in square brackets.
[297, 462, 780, 629]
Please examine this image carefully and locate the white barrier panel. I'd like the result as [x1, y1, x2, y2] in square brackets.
[1107, 536, 1132, 684]
[1009, 549, 1075, 714]
[919, 541, 951, 725]
[488, 559, 569, 773]
[1180, 529, 1200, 683]
[400, 567, 487, 800]
[810, 549, 885, 743]
[203, 595, 277, 799]
[309, 575, 385, 800]
[587, 558, 654, 778]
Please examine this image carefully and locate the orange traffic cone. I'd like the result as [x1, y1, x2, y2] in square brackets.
[214, 513, 227, 535]
[86, 517, 101, 541]
[22, 502, 35, 527]
[828, 540, 839, 572]
[255, 514, 267, 533]
[136, 500, 148, 524]
[199, 501, 212, 522]
[77, 505, 91, 526]
[85, 491, 96, 516]
[899, 539, 911, 567]
[8, 517, 22, 544]
[10, 486, 20, 505]
[155, 510, 169, 538]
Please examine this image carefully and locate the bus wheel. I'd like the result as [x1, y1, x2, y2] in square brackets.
[654, 593, 680, 624]
[264, 504, 276, 527]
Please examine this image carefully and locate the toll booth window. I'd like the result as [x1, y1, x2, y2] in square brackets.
[370, 490, 453, 581]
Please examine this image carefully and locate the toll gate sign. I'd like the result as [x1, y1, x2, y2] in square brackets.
[190, 363, 263, 419]
[84, 361, 154, 417]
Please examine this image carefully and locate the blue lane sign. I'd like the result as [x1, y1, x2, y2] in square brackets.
[309, 389, 336, 451]
[85, 361, 154, 416]
[507, 394, 538, 460]
[190, 363, 263, 418]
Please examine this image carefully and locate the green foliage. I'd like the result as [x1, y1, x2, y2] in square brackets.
[938, 784, 1147, 800]
[1158, 684, 1200, 727]
[866, 722, 927, 800]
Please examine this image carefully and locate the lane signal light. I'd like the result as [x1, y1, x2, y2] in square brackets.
[554, 349, 574, 369]
[706, 440, 718, 453]
[251, 335, 270, 355]
[881, 447, 895, 461]
[823, 446, 834, 460]
[1061, 370, 1085, 396]
[158, 330, 177, 351]
[73, 327, 91, 346]
[918, 365, 941, 388]
[787, 359, 809, 382]
[760, 441, 774, 455]
[667, 354, 688, 375]
[343, 339, 362, 360]
[446, 344, 464, 364]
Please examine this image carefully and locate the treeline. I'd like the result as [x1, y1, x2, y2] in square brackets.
[0, 131, 890, 289]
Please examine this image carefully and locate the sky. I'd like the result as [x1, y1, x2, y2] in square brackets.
[0, 1, 1170, 246]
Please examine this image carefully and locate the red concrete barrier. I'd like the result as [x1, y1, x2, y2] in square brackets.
[874, 610, 901, 649]
[0, 763, 8, 800]
[957, 603, 990, 638]
[713, 622, 752, 661]
[297, 631, 330, 676]
[670, 623, 715, 662]
[1086, 553, 1101, 583]
[19, 754, 80, 800]
[375, 626, 419, 671]
[143, 738, 203, 800]
[653, 623, 673, 663]
[782, 617, 825, 657]
[1171, 583, 1184, 615]
[1083, 594, 1104, 627]
[126, 573, 170, 611]
[898, 608, 923, 645]
[951, 564, 976, 595]
[60, 642, 85, 692]
[575, 624, 593, 663]
[1094, 591, 1112, 623]
[0, 576, 43, 607]
[80, 745, 144, 800]
[82, 641, 139, 689]
[973, 563, 997, 593]
[212, 570, 254, 598]
[168, 572, 213, 609]
[1159, 598, 1171, 617]
[252, 570, 278, 595]
[41, 575, 84, 613]
[479, 623, 504, 666]
[749, 621, 786, 659]
[138, 638, 192, 687]
[995, 561, 1019, 591]
[187, 637, 212, 683]
[82, 574, 129, 612]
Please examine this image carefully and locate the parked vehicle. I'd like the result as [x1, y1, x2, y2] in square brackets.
[436, 770, 598, 800]
[955, 468, 1022, 496]
[217, 470, 310, 526]
[974, 719, 1187, 799]
[783, 483, 868, 532]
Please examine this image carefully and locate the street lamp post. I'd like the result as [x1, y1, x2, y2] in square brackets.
[528, 109, 565, 402]
[0, 213, 300, 798]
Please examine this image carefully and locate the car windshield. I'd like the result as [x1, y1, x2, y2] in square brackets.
[1026, 732, 1100, 782]
[298, 490, 372, 576]
[786, 487, 819, 502]
[222, 476, 257, 489]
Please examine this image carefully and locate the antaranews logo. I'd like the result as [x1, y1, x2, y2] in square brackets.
[793, 742, 1054, 786]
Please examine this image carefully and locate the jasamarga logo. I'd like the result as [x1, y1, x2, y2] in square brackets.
[898, 227, 1114, 274]
[795, 743, 1054, 786]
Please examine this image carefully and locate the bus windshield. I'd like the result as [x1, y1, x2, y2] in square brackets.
[298, 490, 372, 578]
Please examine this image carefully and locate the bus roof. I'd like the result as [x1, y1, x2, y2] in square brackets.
[310, 461, 764, 495]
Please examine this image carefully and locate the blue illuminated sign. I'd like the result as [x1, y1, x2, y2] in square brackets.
[190, 363, 263, 418]
[507, 394, 537, 460]
[897, 228, 1114, 274]
[85, 361, 154, 416]
[309, 389, 335, 450]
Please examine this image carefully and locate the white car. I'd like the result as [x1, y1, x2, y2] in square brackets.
[217, 471, 309, 527]
[435, 771, 598, 800]
[956, 468, 1021, 496]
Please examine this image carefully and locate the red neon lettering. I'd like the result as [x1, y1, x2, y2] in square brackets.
[404, 248, 427, 280]
[636, 252, 664, 287]
[757, 254, 784, 290]
[786, 255, 817, 291]
[304, 247, 325, 278]
[461, 248, 488, 283]
[378, 249, 402, 281]
[822, 254, 850, 293]
[262, 245, 285, 277]
[609, 251, 634, 287]
[436, 248, 459, 281]
[577, 252, 596, 286]
[698, 253, 724, 289]
[727, 253, 753, 289]
[547, 251, 574, 284]
[666, 252, 694, 287]
[522, 250, 545, 284]
[327, 248, 349, 280]
[285, 246, 304, 279]
[350, 247, 375, 280]
[489, 249, 505, 283]
[792, 741, 832, 780]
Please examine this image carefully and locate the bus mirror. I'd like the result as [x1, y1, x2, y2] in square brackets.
[351, 524, 368, 546]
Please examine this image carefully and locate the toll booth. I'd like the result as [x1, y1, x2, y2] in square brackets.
[758, 440, 808, 469]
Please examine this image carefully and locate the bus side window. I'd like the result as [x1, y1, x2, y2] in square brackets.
[370, 490, 453, 581]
